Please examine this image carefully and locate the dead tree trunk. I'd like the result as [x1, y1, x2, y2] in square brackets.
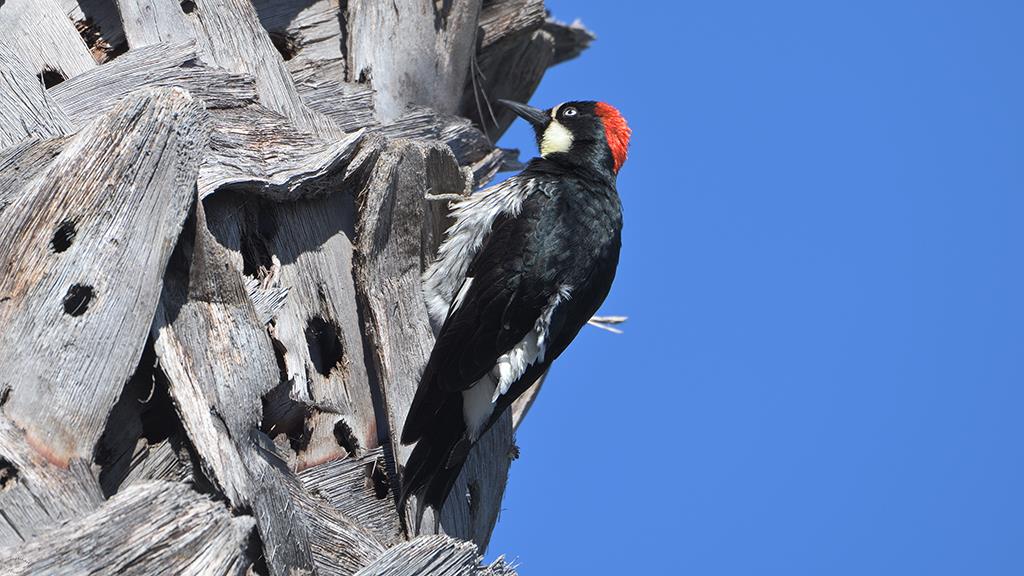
[0, 0, 593, 573]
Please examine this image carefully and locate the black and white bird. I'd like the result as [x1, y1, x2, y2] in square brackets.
[399, 99, 632, 520]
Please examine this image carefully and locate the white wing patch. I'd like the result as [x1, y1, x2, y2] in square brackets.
[422, 178, 536, 332]
[463, 286, 572, 439]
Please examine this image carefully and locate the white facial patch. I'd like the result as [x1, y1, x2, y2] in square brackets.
[540, 104, 573, 156]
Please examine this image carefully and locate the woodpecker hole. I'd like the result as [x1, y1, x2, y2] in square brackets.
[240, 205, 275, 278]
[51, 220, 76, 253]
[37, 68, 65, 89]
[63, 284, 94, 316]
[305, 316, 344, 377]
[260, 378, 312, 453]
[180, 0, 197, 13]
[366, 456, 389, 499]
[466, 481, 480, 516]
[0, 458, 17, 491]
[269, 32, 299, 61]
[333, 419, 360, 457]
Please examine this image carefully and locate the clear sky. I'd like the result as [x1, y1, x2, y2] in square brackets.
[487, 1, 1024, 574]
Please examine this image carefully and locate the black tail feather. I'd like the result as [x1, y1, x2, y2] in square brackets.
[398, 397, 472, 532]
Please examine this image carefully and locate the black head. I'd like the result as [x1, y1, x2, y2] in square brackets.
[500, 100, 632, 177]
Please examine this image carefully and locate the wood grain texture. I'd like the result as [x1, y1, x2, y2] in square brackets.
[0, 0, 97, 82]
[0, 87, 207, 467]
[253, 0, 346, 82]
[200, 105, 365, 199]
[464, 28, 554, 141]
[49, 41, 258, 129]
[0, 137, 69, 216]
[299, 448, 403, 546]
[0, 482, 254, 576]
[352, 534, 506, 576]
[346, 0, 482, 121]
[0, 417, 105, 548]
[0, 46, 72, 151]
[152, 198, 318, 575]
[118, 0, 341, 138]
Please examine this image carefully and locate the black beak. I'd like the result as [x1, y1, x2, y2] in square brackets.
[499, 99, 549, 128]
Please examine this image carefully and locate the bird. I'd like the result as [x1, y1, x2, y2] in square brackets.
[399, 99, 632, 525]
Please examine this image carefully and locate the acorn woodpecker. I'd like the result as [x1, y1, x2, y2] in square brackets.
[399, 99, 632, 520]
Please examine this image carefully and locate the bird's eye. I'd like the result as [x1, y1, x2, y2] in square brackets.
[562, 106, 578, 117]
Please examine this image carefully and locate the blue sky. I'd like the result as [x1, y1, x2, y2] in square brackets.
[487, 1, 1024, 574]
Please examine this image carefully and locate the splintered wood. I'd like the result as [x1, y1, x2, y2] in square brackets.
[0, 0, 594, 573]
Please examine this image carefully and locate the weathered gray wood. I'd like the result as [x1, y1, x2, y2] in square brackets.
[0, 0, 97, 82]
[0, 482, 255, 575]
[253, 0, 346, 82]
[346, 0, 482, 121]
[299, 448, 402, 546]
[202, 177, 379, 473]
[152, 198, 318, 575]
[118, 0, 340, 137]
[477, 0, 545, 50]
[294, 73, 378, 133]
[200, 105, 365, 199]
[544, 15, 596, 65]
[0, 417, 104, 548]
[0, 46, 72, 150]
[117, 439, 195, 490]
[511, 375, 546, 431]
[49, 41, 258, 129]
[0, 89, 207, 546]
[0, 137, 69, 216]
[288, 478, 389, 575]
[61, 0, 128, 62]
[464, 28, 555, 141]
[352, 534, 501, 576]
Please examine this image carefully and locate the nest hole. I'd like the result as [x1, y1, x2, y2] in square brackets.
[37, 68, 65, 89]
[305, 316, 344, 377]
[367, 456, 389, 499]
[269, 32, 299, 61]
[333, 419, 360, 457]
[0, 458, 18, 490]
[51, 220, 76, 253]
[180, 0, 197, 14]
[63, 284, 94, 316]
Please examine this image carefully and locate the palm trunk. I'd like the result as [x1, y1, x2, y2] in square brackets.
[0, 0, 592, 573]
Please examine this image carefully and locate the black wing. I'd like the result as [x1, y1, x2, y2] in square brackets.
[401, 187, 570, 443]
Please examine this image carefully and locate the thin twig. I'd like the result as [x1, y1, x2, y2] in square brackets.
[587, 315, 628, 334]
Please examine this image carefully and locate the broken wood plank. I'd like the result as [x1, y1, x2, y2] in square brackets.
[0, 89, 208, 545]
[0, 0, 97, 84]
[299, 448, 403, 546]
[0, 46, 72, 150]
[49, 41, 258, 129]
[0, 137, 69, 216]
[202, 179, 379, 473]
[152, 198, 318, 575]
[346, 0, 482, 121]
[119, 0, 341, 138]
[0, 417, 104, 548]
[60, 0, 128, 63]
[477, 0, 545, 50]
[199, 105, 365, 200]
[463, 28, 555, 141]
[352, 534, 510, 576]
[543, 16, 596, 65]
[0, 481, 255, 575]
[253, 0, 346, 82]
